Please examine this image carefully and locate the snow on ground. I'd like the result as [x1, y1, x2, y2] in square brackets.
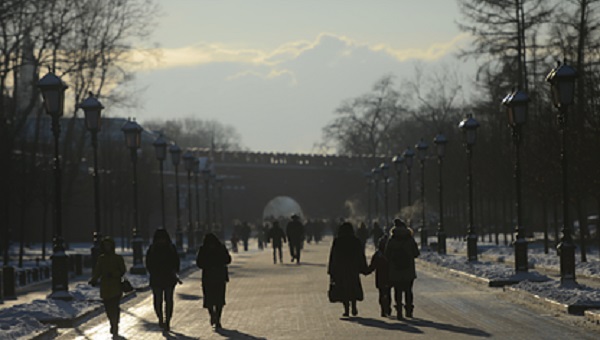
[2, 238, 600, 338]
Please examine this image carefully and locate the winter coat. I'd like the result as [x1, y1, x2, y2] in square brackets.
[196, 238, 232, 308]
[267, 226, 287, 247]
[385, 227, 420, 283]
[90, 238, 126, 300]
[327, 234, 368, 301]
[146, 242, 180, 289]
[286, 220, 305, 245]
[367, 250, 390, 289]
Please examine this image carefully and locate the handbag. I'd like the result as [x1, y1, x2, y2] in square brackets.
[328, 280, 342, 303]
[121, 279, 134, 293]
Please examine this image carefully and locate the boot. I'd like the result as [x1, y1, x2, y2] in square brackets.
[396, 305, 404, 320]
[405, 305, 414, 318]
[342, 302, 350, 317]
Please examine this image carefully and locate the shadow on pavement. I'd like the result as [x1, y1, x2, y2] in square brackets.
[177, 292, 202, 301]
[162, 329, 198, 339]
[344, 316, 423, 333]
[216, 327, 267, 339]
[404, 318, 491, 337]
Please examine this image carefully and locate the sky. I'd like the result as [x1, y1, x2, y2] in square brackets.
[113, 0, 473, 153]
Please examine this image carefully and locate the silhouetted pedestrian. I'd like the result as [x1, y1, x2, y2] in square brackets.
[327, 222, 368, 317]
[196, 233, 232, 330]
[240, 221, 251, 251]
[385, 218, 420, 319]
[356, 222, 369, 251]
[89, 237, 126, 337]
[267, 221, 287, 264]
[286, 214, 305, 264]
[365, 236, 391, 317]
[146, 229, 180, 331]
[371, 222, 384, 247]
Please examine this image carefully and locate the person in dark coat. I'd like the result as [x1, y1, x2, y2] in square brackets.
[89, 237, 126, 337]
[356, 222, 369, 251]
[146, 228, 180, 331]
[267, 221, 287, 264]
[196, 233, 232, 330]
[240, 221, 251, 251]
[327, 222, 368, 317]
[371, 222, 384, 248]
[385, 218, 420, 319]
[286, 214, 305, 264]
[365, 235, 391, 317]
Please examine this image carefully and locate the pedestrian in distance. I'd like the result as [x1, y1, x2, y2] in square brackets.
[89, 237, 126, 337]
[385, 218, 420, 320]
[240, 221, 251, 251]
[286, 214, 305, 264]
[327, 222, 368, 317]
[267, 220, 287, 264]
[356, 222, 369, 251]
[196, 233, 232, 330]
[371, 221, 384, 248]
[365, 235, 391, 317]
[146, 228, 181, 332]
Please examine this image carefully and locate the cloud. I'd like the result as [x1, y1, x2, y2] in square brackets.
[129, 32, 468, 72]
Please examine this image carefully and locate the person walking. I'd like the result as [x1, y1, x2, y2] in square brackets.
[356, 222, 369, 251]
[286, 214, 305, 264]
[146, 228, 180, 331]
[89, 237, 126, 337]
[371, 222, 384, 248]
[267, 220, 287, 264]
[365, 236, 391, 317]
[240, 221, 251, 251]
[385, 218, 420, 319]
[196, 233, 232, 330]
[327, 222, 368, 317]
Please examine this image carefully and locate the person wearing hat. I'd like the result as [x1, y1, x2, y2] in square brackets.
[384, 218, 420, 319]
[286, 214, 305, 264]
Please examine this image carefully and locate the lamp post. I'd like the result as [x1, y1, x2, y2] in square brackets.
[502, 89, 530, 273]
[459, 114, 480, 262]
[153, 134, 168, 228]
[416, 139, 429, 249]
[365, 172, 373, 224]
[392, 155, 404, 214]
[38, 72, 71, 298]
[169, 144, 183, 254]
[379, 162, 390, 227]
[121, 119, 146, 274]
[79, 93, 104, 269]
[203, 165, 212, 233]
[371, 167, 381, 223]
[433, 133, 448, 254]
[193, 158, 203, 246]
[182, 150, 195, 253]
[546, 61, 578, 285]
[402, 147, 415, 226]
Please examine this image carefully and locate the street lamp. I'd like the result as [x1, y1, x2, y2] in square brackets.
[202, 164, 212, 233]
[79, 93, 104, 269]
[169, 143, 183, 254]
[182, 150, 195, 253]
[402, 147, 415, 226]
[546, 60, 578, 285]
[193, 158, 203, 247]
[152, 134, 168, 228]
[416, 138, 429, 249]
[433, 133, 448, 254]
[365, 172, 373, 224]
[502, 89, 530, 273]
[392, 155, 404, 215]
[371, 167, 381, 223]
[38, 72, 70, 299]
[458, 114, 480, 262]
[121, 118, 146, 274]
[379, 162, 390, 227]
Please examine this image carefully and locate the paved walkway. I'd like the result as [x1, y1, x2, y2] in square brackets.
[55, 237, 599, 339]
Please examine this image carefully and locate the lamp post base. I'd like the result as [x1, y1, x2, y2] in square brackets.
[90, 232, 102, 270]
[130, 235, 146, 275]
[514, 236, 528, 272]
[557, 240, 577, 285]
[420, 228, 428, 250]
[437, 231, 446, 255]
[49, 250, 73, 300]
[2, 265, 16, 299]
[467, 233, 478, 262]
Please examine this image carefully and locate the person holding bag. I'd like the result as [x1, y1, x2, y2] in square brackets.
[146, 228, 180, 331]
[89, 237, 126, 337]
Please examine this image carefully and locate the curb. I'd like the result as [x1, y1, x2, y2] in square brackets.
[585, 309, 600, 324]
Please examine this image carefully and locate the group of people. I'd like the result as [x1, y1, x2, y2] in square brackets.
[327, 218, 419, 320]
[89, 229, 232, 337]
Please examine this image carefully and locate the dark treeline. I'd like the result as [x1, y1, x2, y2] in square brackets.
[320, 0, 600, 252]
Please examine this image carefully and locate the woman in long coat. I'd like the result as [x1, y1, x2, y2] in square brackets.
[196, 233, 232, 329]
[146, 228, 180, 331]
[385, 219, 420, 319]
[327, 222, 368, 317]
[89, 237, 126, 336]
